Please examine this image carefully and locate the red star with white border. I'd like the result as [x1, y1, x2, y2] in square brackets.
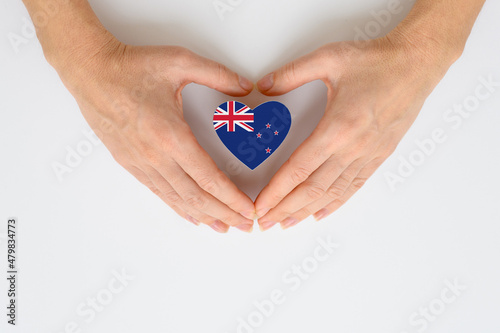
[265, 147, 271, 154]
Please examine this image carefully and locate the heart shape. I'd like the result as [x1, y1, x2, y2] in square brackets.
[213, 101, 292, 170]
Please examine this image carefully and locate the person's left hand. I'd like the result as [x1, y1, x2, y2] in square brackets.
[254, 32, 458, 231]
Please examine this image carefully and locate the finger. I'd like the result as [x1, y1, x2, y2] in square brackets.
[257, 156, 351, 230]
[279, 159, 365, 230]
[125, 165, 195, 225]
[254, 128, 333, 218]
[182, 50, 254, 96]
[312, 161, 382, 221]
[282, 161, 369, 228]
[175, 132, 256, 220]
[144, 165, 234, 233]
[313, 178, 366, 221]
[256, 47, 330, 96]
[99, 137, 195, 225]
[254, 97, 371, 220]
[140, 165, 209, 225]
[153, 160, 253, 227]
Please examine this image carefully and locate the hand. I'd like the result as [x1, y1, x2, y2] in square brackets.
[51, 31, 256, 233]
[254, 31, 459, 230]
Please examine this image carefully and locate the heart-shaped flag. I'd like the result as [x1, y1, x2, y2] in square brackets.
[213, 101, 292, 170]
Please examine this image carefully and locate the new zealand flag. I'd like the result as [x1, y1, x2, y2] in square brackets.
[213, 101, 292, 170]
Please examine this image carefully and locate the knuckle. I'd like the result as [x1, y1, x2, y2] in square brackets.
[320, 141, 341, 159]
[185, 193, 208, 210]
[356, 132, 376, 151]
[164, 190, 181, 205]
[280, 206, 295, 217]
[299, 206, 313, 217]
[323, 137, 339, 154]
[197, 175, 218, 194]
[110, 152, 127, 166]
[315, 45, 333, 61]
[315, 47, 341, 71]
[134, 133, 162, 164]
[304, 182, 327, 200]
[225, 197, 241, 211]
[333, 42, 358, 60]
[148, 186, 161, 196]
[149, 125, 174, 150]
[199, 170, 227, 194]
[291, 167, 311, 185]
[170, 46, 193, 66]
[335, 114, 371, 141]
[326, 185, 345, 199]
[383, 144, 398, 158]
[351, 177, 367, 190]
[269, 192, 285, 205]
[344, 116, 367, 132]
[142, 147, 161, 166]
[216, 63, 230, 83]
[340, 168, 358, 182]
[283, 61, 297, 83]
[334, 197, 347, 206]
[310, 129, 336, 155]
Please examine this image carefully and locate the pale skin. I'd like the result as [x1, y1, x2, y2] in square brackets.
[255, 0, 486, 230]
[21, 0, 485, 233]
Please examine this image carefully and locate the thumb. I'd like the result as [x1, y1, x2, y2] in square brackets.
[257, 48, 330, 96]
[182, 51, 254, 97]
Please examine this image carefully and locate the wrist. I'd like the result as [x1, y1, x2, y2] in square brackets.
[387, 23, 463, 71]
[46, 27, 122, 78]
[385, 0, 484, 72]
[30, 0, 122, 79]
[41, 21, 117, 69]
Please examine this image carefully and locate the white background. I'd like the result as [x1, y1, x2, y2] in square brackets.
[1, 0, 499, 332]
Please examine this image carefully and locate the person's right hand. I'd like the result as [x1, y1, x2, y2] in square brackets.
[49, 31, 255, 233]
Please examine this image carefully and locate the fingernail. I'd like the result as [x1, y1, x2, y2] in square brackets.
[240, 210, 256, 220]
[235, 223, 254, 233]
[210, 220, 229, 233]
[239, 76, 254, 91]
[314, 209, 329, 221]
[281, 217, 299, 229]
[256, 207, 270, 218]
[257, 73, 274, 91]
[186, 215, 200, 226]
[259, 221, 277, 231]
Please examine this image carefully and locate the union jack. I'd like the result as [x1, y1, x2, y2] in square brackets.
[213, 101, 254, 132]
